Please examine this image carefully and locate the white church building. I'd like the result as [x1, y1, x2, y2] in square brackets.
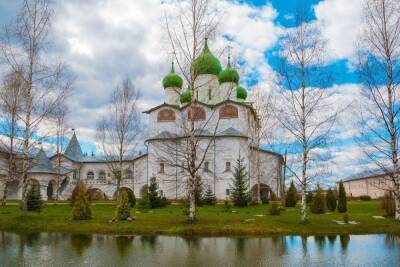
[0, 40, 283, 201]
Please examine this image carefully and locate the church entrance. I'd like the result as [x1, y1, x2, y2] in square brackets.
[251, 183, 271, 203]
[47, 180, 56, 200]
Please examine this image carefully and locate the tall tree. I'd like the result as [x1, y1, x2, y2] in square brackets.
[337, 180, 347, 213]
[162, 0, 223, 222]
[357, 0, 400, 220]
[249, 86, 277, 203]
[97, 79, 141, 195]
[0, 70, 24, 206]
[52, 104, 69, 202]
[0, 0, 72, 214]
[275, 12, 339, 223]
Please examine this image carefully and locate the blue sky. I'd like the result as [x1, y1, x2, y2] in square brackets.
[0, 0, 370, 184]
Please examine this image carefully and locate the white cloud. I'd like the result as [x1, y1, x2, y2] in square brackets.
[314, 0, 364, 60]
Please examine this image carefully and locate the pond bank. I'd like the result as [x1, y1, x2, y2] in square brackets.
[0, 200, 399, 236]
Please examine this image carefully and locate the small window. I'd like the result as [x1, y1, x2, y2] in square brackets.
[159, 163, 165, 174]
[226, 189, 230, 196]
[225, 162, 231, 172]
[125, 169, 133, 180]
[204, 161, 210, 172]
[181, 162, 185, 173]
[208, 88, 212, 100]
[87, 171, 94, 180]
[73, 170, 77, 180]
[98, 171, 106, 180]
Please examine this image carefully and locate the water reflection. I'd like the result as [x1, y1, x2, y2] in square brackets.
[0, 232, 399, 266]
[70, 234, 92, 256]
[115, 236, 134, 257]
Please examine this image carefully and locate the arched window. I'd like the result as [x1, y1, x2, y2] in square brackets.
[219, 104, 238, 119]
[188, 106, 206, 121]
[98, 171, 106, 180]
[157, 109, 176, 122]
[125, 169, 133, 179]
[87, 171, 94, 180]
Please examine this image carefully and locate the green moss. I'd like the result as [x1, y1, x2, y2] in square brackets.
[236, 86, 248, 100]
[180, 88, 192, 103]
[193, 39, 222, 76]
[218, 58, 239, 84]
[162, 62, 183, 89]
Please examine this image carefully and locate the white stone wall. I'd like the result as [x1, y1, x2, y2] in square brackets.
[194, 74, 220, 103]
[342, 176, 391, 199]
[165, 87, 180, 105]
[219, 82, 237, 101]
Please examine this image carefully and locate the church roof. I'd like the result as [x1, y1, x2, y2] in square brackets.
[64, 132, 83, 161]
[29, 148, 58, 174]
[218, 127, 245, 137]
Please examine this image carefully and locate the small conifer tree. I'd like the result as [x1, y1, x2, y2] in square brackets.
[326, 187, 337, 211]
[337, 180, 347, 213]
[138, 191, 151, 210]
[285, 181, 297, 207]
[115, 190, 131, 220]
[148, 176, 161, 208]
[306, 191, 313, 204]
[26, 182, 43, 212]
[71, 181, 91, 220]
[194, 175, 203, 205]
[203, 185, 216, 205]
[230, 157, 249, 207]
[311, 187, 326, 214]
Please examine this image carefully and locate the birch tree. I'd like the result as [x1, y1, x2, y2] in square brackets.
[357, 0, 400, 219]
[163, 0, 223, 222]
[0, 0, 72, 214]
[0, 70, 24, 206]
[96, 79, 141, 196]
[275, 14, 338, 223]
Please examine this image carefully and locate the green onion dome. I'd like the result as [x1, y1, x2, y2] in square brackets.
[180, 88, 192, 103]
[218, 57, 239, 84]
[162, 62, 183, 89]
[193, 38, 222, 76]
[236, 85, 247, 100]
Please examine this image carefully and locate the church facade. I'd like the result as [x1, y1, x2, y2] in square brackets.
[0, 40, 283, 201]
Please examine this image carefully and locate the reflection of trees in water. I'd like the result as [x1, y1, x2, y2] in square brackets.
[339, 235, 350, 252]
[182, 236, 200, 249]
[327, 235, 336, 246]
[22, 232, 40, 247]
[140, 236, 157, 249]
[314, 236, 326, 251]
[235, 238, 245, 255]
[70, 234, 92, 256]
[115, 236, 134, 257]
[384, 234, 400, 248]
[301, 236, 308, 255]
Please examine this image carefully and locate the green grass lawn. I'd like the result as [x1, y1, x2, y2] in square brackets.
[0, 200, 399, 236]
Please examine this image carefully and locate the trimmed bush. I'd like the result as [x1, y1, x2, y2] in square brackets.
[269, 202, 281, 216]
[230, 157, 250, 207]
[359, 195, 372, 201]
[311, 188, 326, 214]
[326, 188, 337, 212]
[285, 181, 297, 207]
[148, 176, 167, 208]
[381, 192, 395, 217]
[203, 185, 216, 205]
[115, 190, 131, 221]
[71, 181, 91, 220]
[338, 180, 347, 213]
[26, 183, 43, 212]
[270, 191, 277, 202]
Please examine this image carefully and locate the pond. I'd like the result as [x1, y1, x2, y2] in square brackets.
[0, 232, 399, 266]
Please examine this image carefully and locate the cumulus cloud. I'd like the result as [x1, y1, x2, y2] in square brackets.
[314, 0, 364, 60]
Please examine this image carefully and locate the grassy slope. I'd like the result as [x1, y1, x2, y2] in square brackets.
[0, 200, 399, 236]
